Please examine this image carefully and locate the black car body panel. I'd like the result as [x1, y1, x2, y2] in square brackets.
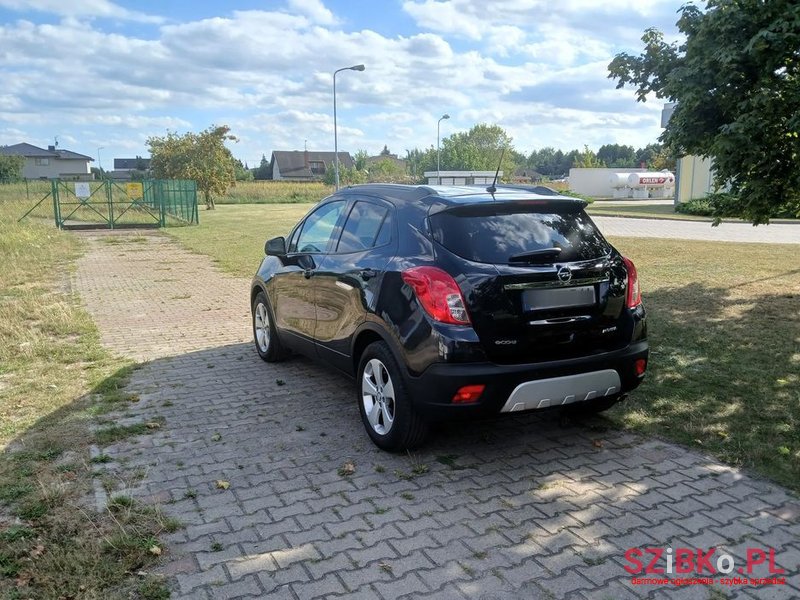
[251, 184, 648, 433]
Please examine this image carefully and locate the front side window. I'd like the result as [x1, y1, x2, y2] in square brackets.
[336, 201, 392, 253]
[293, 200, 346, 254]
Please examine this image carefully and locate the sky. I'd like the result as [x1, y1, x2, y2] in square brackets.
[0, 0, 683, 168]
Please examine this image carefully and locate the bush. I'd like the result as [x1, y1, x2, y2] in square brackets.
[562, 190, 595, 204]
[675, 197, 716, 216]
[0, 155, 24, 183]
[676, 193, 798, 220]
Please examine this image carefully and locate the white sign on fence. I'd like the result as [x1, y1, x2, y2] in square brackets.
[74, 182, 91, 199]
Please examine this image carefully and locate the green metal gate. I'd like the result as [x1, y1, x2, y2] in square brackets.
[19, 179, 199, 229]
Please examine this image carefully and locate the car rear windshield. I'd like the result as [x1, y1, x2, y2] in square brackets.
[429, 204, 610, 264]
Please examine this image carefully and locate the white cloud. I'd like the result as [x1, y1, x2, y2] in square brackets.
[287, 0, 338, 25]
[0, 2, 677, 161]
[0, 0, 163, 23]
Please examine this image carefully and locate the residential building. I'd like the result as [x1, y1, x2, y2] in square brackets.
[114, 157, 151, 171]
[0, 143, 93, 179]
[367, 146, 407, 171]
[269, 150, 354, 181]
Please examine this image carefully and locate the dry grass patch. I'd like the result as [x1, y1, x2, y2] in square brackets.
[1, 195, 173, 599]
[219, 180, 331, 204]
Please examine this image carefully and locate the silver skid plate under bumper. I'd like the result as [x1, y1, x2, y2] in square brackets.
[499, 369, 621, 413]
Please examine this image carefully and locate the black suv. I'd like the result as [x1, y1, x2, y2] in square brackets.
[251, 184, 648, 451]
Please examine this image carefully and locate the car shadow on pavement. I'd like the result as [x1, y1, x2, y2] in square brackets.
[79, 334, 799, 600]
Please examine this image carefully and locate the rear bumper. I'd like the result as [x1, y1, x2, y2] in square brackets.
[404, 340, 648, 420]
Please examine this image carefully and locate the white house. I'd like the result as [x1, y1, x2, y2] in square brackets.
[0, 143, 93, 179]
[423, 171, 501, 185]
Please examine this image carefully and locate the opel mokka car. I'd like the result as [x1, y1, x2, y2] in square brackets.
[251, 184, 648, 451]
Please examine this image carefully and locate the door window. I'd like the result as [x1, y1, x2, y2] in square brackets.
[293, 200, 346, 253]
[336, 201, 392, 253]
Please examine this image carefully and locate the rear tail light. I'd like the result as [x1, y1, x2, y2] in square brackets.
[452, 384, 485, 403]
[401, 266, 470, 325]
[622, 257, 642, 308]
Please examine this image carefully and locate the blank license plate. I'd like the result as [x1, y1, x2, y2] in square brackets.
[523, 286, 596, 311]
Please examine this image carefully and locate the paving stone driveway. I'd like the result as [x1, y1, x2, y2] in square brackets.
[75, 231, 800, 600]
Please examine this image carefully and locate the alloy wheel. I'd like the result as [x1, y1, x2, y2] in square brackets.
[361, 358, 395, 435]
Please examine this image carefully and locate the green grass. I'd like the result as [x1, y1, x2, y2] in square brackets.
[0, 192, 175, 598]
[607, 236, 799, 489]
[167, 203, 313, 276]
[167, 203, 800, 491]
[587, 203, 715, 221]
[219, 180, 331, 204]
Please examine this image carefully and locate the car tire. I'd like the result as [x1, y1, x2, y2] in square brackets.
[252, 291, 288, 362]
[357, 341, 428, 451]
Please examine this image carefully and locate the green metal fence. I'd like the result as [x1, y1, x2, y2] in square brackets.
[18, 178, 198, 229]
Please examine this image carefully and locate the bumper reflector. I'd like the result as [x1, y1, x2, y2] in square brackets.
[452, 384, 485, 404]
[635, 359, 647, 377]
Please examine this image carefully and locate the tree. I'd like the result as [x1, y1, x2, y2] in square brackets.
[404, 147, 435, 181]
[233, 158, 253, 181]
[573, 146, 605, 168]
[367, 158, 409, 183]
[439, 124, 517, 181]
[353, 149, 369, 171]
[253, 154, 271, 180]
[647, 146, 677, 172]
[0, 154, 24, 183]
[635, 143, 662, 167]
[323, 165, 367, 186]
[609, 1, 800, 223]
[147, 125, 237, 209]
[597, 144, 636, 168]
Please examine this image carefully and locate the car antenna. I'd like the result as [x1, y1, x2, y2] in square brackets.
[486, 146, 506, 198]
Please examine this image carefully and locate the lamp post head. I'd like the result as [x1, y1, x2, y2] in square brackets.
[441, 114, 450, 120]
[351, 64, 365, 71]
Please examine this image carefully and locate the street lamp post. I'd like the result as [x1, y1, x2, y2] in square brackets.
[97, 146, 105, 179]
[437, 114, 450, 184]
[333, 64, 365, 191]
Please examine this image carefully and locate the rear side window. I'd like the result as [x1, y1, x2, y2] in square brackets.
[336, 201, 392, 253]
[429, 206, 610, 264]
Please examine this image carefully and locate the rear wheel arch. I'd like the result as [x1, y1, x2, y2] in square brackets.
[351, 325, 404, 377]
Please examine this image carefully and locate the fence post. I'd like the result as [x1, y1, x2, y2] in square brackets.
[51, 179, 61, 228]
[106, 180, 114, 229]
[159, 180, 166, 227]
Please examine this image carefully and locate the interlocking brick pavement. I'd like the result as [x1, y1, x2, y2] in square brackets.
[75, 231, 800, 599]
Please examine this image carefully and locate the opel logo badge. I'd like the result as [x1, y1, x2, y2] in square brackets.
[557, 266, 572, 283]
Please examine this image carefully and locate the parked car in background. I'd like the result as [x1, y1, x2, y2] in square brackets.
[251, 184, 648, 451]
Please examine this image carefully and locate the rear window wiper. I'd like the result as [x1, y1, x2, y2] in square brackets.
[508, 248, 562, 263]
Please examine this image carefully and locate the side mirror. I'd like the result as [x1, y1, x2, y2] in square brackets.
[265, 236, 286, 256]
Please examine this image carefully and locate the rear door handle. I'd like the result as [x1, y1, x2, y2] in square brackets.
[359, 268, 377, 280]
